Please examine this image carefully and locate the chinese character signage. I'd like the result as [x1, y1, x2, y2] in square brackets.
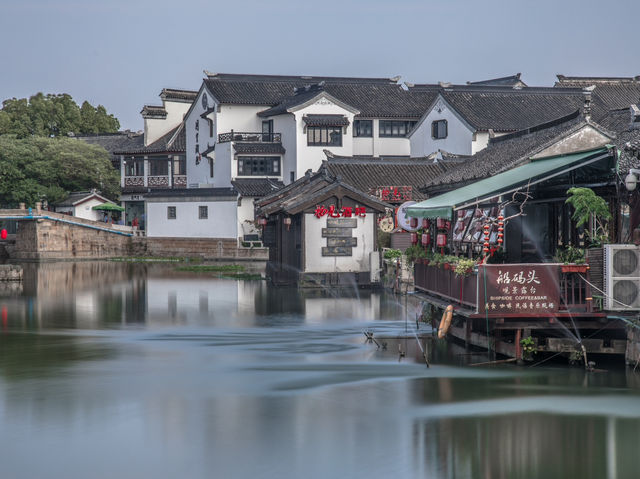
[369, 186, 412, 203]
[477, 264, 559, 316]
[314, 205, 366, 218]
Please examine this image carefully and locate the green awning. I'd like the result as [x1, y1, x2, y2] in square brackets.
[92, 203, 125, 212]
[406, 148, 611, 219]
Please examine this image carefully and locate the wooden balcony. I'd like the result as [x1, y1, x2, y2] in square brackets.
[414, 262, 597, 317]
[218, 131, 282, 143]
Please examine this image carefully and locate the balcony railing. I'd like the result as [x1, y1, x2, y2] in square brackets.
[218, 131, 282, 143]
[414, 262, 595, 316]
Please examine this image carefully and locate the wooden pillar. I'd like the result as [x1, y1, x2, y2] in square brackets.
[515, 328, 522, 362]
[465, 318, 472, 348]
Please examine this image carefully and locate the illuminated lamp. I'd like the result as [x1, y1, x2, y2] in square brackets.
[0, 229, 6, 240]
[436, 233, 447, 247]
[422, 218, 429, 229]
[411, 232, 418, 245]
[421, 232, 430, 245]
[436, 218, 446, 229]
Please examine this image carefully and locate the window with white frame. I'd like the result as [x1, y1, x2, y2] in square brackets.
[353, 120, 372, 137]
[307, 126, 342, 146]
[379, 120, 417, 137]
[237, 156, 281, 176]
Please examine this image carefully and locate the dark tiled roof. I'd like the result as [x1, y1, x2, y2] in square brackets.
[424, 112, 604, 189]
[145, 187, 236, 199]
[555, 75, 640, 110]
[323, 157, 456, 201]
[231, 178, 285, 197]
[256, 168, 389, 216]
[411, 85, 588, 132]
[234, 142, 285, 155]
[115, 125, 185, 155]
[54, 191, 110, 207]
[467, 73, 526, 87]
[77, 131, 144, 154]
[303, 114, 350, 126]
[598, 107, 640, 170]
[204, 73, 437, 118]
[160, 88, 198, 102]
[141, 105, 167, 118]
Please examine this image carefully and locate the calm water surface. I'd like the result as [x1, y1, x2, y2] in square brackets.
[0, 262, 639, 479]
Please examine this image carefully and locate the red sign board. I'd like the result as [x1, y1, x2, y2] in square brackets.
[314, 205, 366, 218]
[477, 264, 560, 316]
[369, 186, 412, 203]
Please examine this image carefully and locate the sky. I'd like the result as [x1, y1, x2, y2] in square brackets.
[1, 0, 639, 130]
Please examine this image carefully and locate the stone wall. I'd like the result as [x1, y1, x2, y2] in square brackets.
[131, 237, 268, 261]
[0, 265, 22, 281]
[12, 218, 131, 261]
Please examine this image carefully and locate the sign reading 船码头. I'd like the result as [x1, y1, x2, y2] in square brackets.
[314, 205, 366, 218]
[477, 264, 560, 316]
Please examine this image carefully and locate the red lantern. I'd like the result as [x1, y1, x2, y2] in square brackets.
[436, 233, 447, 247]
[421, 232, 430, 245]
[410, 217, 418, 229]
[436, 218, 446, 229]
[410, 232, 418, 245]
[0, 229, 6, 240]
[283, 217, 292, 231]
[422, 218, 429, 229]
[258, 217, 267, 227]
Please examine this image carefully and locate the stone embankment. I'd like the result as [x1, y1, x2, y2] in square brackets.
[0, 264, 22, 281]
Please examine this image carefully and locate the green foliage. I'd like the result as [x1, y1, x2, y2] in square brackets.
[554, 245, 585, 264]
[520, 336, 536, 360]
[383, 248, 402, 260]
[565, 187, 611, 246]
[404, 245, 427, 264]
[454, 258, 477, 277]
[0, 135, 119, 206]
[0, 93, 119, 138]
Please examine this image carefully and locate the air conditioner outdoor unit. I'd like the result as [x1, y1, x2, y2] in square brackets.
[604, 244, 640, 310]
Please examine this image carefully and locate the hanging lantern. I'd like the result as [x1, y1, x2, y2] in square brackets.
[410, 217, 419, 229]
[436, 218, 446, 229]
[457, 210, 465, 218]
[283, 217, 292, 231]
[421, 232, 430, 245]
[436, 233, 447, 247]
[422, 218, 430, 229]
[257, 217, 267, 227]
[410, 232, 418, 245]
[0, 229, 6, 240]
[497, 215, 504, 246]
[445, 220, 451, 230]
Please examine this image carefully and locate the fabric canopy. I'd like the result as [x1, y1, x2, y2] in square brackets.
[406, 147, 611, 219]
[92, 203, 125, 212]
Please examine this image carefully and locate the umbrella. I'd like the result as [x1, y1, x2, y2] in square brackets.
[92, 203, 125, 212]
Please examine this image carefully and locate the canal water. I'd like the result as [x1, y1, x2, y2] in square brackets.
[0, 261, 639, 479]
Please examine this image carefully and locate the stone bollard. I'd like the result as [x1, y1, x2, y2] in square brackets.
[19, 203, 26, 210]
[35, 202, 42, 214]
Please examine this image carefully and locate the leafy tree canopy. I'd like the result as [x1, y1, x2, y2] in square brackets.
[0, 135, 120, 206]
[0, 93, 120, 138]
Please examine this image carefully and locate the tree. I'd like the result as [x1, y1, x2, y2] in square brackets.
[0, 135, 120, 206]
[0, 93, 120, 138]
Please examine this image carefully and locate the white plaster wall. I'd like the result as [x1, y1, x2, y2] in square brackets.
[144, 99, 192, 146]
[294, 98, 355, 179]
[304, 213, 375, 273]
[185, 88, 218, 186]
[409, 103, 475, 157]
[353, 137, 374, 156]
[373, 119, 411, 156]
[146, 200, 237, 238]
[212, 142, 232, 187]
[272, 114, 297, 184]
[59, 198, 109, 221]
[237, 196, 259, 240]
[216, 105, 266, 135]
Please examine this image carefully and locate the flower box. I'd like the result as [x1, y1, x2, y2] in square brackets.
[561, 264, 589, 273]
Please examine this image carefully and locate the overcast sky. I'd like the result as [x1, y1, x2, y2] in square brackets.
[1, 0, 639, 130]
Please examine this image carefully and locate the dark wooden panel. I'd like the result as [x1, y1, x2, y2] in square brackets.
[327, 218, 357, 228]
[327, 237, 357, 247]
[322, 228, 353, 238]
[322, 246, 352, 256]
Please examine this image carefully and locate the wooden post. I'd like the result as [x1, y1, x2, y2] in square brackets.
[515, 328, 522, 363]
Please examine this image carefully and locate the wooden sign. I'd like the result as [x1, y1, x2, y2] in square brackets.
[327, 218, 357, 228]
[327, 237, 357, 247]
[322, 246, 352, 256]
[322, 228, 353, 238]
[477, 264, 560, 316]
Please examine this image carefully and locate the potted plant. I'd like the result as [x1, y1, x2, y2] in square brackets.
[520, 336, 536, 361]
[454, 258, 477, 277]
[565, 187, 612, 247]
[555, 245, 589, 273]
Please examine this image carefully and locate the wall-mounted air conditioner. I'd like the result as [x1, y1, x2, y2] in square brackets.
[604, 244, 640, 310]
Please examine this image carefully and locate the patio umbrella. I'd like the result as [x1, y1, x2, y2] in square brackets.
[92, 203, 125, 212]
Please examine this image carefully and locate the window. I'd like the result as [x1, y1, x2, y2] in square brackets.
[307, 126, 342, 146]
[353, 120, 372, 137]
[199, 206, 208, 219]
[431, 120, 448, 139]
[208, 119, 214, 138]
[173, 156, 186, 175]
[262, 120, 274, 142]
[290, 171, 295, 183]
[149, 157, 169, 176]
[125, 158, 144, 176]
[237, 156, 281, 176]
[209, 158, 214, 178]
[379, 120, 417, 137]
[167, 206, 176, 219]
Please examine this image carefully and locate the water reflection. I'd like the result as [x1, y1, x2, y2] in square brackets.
[0, 262, 639, 479]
